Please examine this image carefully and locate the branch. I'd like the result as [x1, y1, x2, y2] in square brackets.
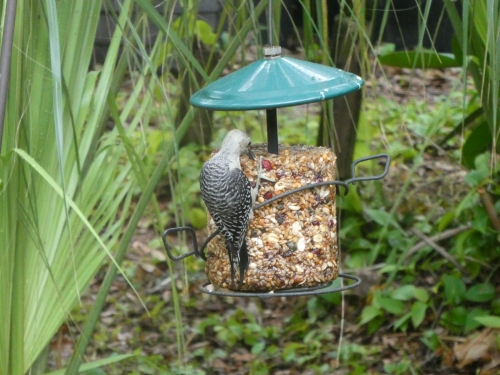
[478, 188, 500, 231]
[410, 228, 470, 277]
[404, 224, 472, 263]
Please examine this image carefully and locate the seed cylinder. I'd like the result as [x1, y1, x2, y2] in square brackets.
[205, 144, 339, 291]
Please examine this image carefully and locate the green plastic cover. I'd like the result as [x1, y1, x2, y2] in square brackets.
[190, 56, 364, 110]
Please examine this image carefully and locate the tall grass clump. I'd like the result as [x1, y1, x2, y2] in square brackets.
[0, 0, 143, 373]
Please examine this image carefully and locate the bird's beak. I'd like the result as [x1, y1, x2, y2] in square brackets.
[247, 148, 256, 160]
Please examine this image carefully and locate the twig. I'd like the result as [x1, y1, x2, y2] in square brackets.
[410, 228, 470, 277]
[404, 224, 472, 263]
[478, 188, 500, 231]
[0, 0, 17, 153]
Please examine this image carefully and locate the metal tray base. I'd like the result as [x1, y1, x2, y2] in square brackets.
[199, 273, 361, 298]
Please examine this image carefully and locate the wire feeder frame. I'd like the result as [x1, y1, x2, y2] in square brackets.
[161, 153, 390, 297]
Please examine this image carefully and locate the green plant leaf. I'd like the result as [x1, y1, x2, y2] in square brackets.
[465, 308, 490, 333]
[44, 354, 134, 375]
[438, 212, 455, 232]
[413, 287, 430, 303]
[421, 330, 440, 351]
[359, 306, 382, 325]
[474, 315, 500, 329]
[441, 307, 467, 333]
[13, 148, 133, 288]
[378, 50, 461, 69]
[188, 208, 208, 229]
[462, 120, 494, 170]
[411, 301, 427, 328]
[365, 208, 405, 234]
[379, 297, 405, 315]
[391, 285, 416, 301]
[465, 152, 492, 187]
[196, 20, 218, 46]
[282, 342, 306, 362]
[251, 341, 266, 355]
[442, 275, 466, 305]
[393, 312, 411, 332]
[465, 283, 496, 302]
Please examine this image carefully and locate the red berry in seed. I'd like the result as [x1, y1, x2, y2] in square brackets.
[262, 159, 272, 171]
[264, 191, 273, 200]
[328, 219, 334, 230]
[276, 170, 285, 179]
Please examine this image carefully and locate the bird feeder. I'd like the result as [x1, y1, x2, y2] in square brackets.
[162, 1, 390, 297]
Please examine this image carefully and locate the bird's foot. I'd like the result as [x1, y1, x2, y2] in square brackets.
[256, 156, 276, 186]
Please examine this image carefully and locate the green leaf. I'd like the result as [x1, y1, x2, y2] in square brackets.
[359, 306, 382, 325]
[465, 283, 496, 302]
[413, 287, 430, 303]
[364, 208, 405, 234]
[421, 330, 440, 351]
[438, 212, 456, 232]
[493, 299, 500, 315]
[282, 343, 306, 362]
[13, 148, 136, 295]
[251, 341, 266, 355]
[379, 297, 405, 315]
[462, 121, 493, 169]
[474, 316, 500, 329]
[378, 50, 461, 69]
[464, 152, 491, 186]
[391, 285, 416, 301]
[188, 208, 208, 229]
[44, 354, 134, 375]
[134, 0, 209, 81]
[442, 275, 466, 305]
[196, 20, 218, 46]
[465, 308, 490, 333]
[411, 301, 428, 328]
[441, 307, 467, 333]
[393, 312, 411, 332]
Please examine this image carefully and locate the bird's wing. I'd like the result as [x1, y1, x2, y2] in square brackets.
[205, 168, 252, 247]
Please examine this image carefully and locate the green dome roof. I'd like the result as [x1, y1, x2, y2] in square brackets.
[190, 56, 364, 110]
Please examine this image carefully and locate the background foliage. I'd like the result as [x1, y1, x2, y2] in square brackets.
[0, 0, 499, 374]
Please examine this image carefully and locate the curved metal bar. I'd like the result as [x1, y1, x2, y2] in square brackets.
[162, 226, 199, 261]
[197, 180, 350, 256]
[198, 273, 361, 298]
[161, 154, 390, 262]
[253, 180, 349, 210]
[197, 230, 218, 261]
[345, 153, 390, 186]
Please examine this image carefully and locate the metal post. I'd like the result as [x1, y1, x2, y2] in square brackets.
[266, 108, 278, 154]
[268, 0, 273, 46]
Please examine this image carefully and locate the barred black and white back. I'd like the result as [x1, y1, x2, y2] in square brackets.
[199, 129, 255, 284]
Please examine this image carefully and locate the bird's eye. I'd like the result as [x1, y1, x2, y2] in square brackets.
[247, 141, 251, 147]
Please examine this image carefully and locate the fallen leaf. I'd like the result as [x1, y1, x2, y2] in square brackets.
[454, 328, 499, 368]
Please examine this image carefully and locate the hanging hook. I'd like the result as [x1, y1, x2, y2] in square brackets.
[268, 0, 273, 46]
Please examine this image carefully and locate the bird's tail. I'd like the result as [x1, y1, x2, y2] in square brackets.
[226, 241, 249, 285]
[238, 241, 249, 285]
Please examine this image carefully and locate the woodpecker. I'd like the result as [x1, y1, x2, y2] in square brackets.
[200, 129, 259, 285]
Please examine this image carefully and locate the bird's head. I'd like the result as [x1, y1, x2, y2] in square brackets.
[222, 129, 255, 160]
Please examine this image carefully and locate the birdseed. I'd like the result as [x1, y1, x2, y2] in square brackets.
[205, 144, 339, 291]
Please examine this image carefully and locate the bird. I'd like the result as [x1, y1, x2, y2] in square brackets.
[199, 129, 260, 285]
